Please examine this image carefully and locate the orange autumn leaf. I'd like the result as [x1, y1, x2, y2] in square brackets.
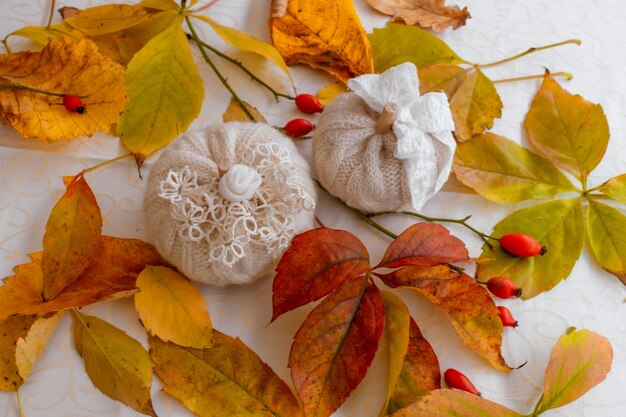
[0, 236, 169, 320]
[41, 176, 103, 300]
[367, 0, 470, 32]
[0, 38, 127, 141]
[269, 0, 374, 83]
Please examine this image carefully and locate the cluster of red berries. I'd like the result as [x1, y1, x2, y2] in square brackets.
[63, 95, 86, 114]
[283, 94, 323, 137]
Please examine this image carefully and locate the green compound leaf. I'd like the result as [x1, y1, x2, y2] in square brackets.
[477, 198, 585, 299]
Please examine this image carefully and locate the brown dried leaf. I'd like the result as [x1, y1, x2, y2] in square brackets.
[222, 98, 267, 123]
[0, 39, 127, 141]
[367, 0, 470, 32]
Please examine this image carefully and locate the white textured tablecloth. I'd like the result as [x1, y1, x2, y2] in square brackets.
[1, 1, 625, 416]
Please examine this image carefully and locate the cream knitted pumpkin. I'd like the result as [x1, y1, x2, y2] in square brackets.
[144, 122, 317, 286]
[313, 62, 456, 213]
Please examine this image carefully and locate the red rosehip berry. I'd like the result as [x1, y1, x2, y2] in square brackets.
[497, 306, 518, 327]
[295, 93, 324, 114]
[63, 95, 85, 114]
[499, 233, 546, 257]
[444, 368, 481, 396]
[486, 277, 522, 299]
[284, 118, 314, 137]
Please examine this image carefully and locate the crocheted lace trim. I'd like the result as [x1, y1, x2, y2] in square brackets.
[158, 142, 315, 267]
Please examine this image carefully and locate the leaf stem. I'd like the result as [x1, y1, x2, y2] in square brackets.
[81, 153, 133, 175]
[184, 16, 256, 121]
[46, 0, 57, 28]
[492, 71, 573, 84]
[370, 211, 498, 249]
[188, 0, 220, 14]
[17, 389, 26, 417]
[187, 33, 295, 100]
[477, 39, 581, 69]
[346, 205, 398, 239]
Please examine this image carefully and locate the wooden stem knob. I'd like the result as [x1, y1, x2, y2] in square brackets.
[375, 102, 399, 134]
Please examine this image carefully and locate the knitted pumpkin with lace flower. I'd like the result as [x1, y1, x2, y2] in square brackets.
[144, 122, 317, 286]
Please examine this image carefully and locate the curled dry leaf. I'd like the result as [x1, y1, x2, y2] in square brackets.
[367, 0, 471, 32]
[135, 266, 213, 349]
[0, 316, 37, 391]
[222, 98, 267, 123]
[272, 227, 371, 321]
[376, 223, 468, 269]
[408, 275, 510, 371]
[41, 176, 102, 300]
[380, 291, 440, 416]
[15, 312, 63, 381]
[150, 332, 301, 417]
[0, 39, 127, 141]
[289, 277, 385, 417]
[0, 236, 169, 320]
[269, 0, 374, 83]
[73, 311, 156, 417]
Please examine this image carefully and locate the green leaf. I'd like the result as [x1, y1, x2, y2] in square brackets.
[369, 23, 466, 73]
[63, 4, 151, 36]
[477, 199, 585, 299]
[117, 15, 204, 165]
[380, 291, 440, 416]
[135, 266, 214, 348]
[389, 389, 524, 417]
[599, 173, 626, 204]
[150, 332, 302, 417]
[454, 133, 578, 203]
[586, 200, 626, 284]
[537, 328, 612, 413]
[73, 311, 156, 416]
[192, 14, 290, 74]
[524, 74, 609, 183]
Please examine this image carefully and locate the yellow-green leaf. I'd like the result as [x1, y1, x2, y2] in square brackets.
[140, 0, 180, 11]
[2, 23, 83, 49]
[150, 332, 302, 417]
[477, 199, 585, 299]
[41, 176, 102, 300]
[454, 133, 578, 203]
[64, 4, 151, 36]
[0, 316, 37, 391]
[524, 74, 609, 182]
[192, 14, 290, 74]
[117, 16, 204, 165]
[390, 389, 524, 417]
[136, 266, 213, 348]
[586, 200, 626, 284]
[316, 81, 347, 106]
[599, 173, 626, 204]
[380, 291, 440, 416]
[369, 23, 466, 73]
[222, 98, 267, 123]
[537, 328, 612, 413]
[73, 311, 156, 417]
[15, 312, 62, 381]
[123, 10, 180, 44]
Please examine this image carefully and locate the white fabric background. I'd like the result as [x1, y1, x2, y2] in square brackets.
[0, 1, 625, 416]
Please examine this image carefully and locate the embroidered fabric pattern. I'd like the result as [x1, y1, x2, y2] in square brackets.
[158, 142, 316, 267]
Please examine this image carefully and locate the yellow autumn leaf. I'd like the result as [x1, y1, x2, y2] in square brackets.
[135, 266, 213, 349]
[0, 38, 127, 141]
[63, 4, 151, 37]
[140, 0, 180, 11]
[192, 14, 290, 75]
[316, 81, 347, 106]
[0, 316, 37, 391]
[15, 312, 63, 381]
[222, 98, 267, 123]
[2, 23, 84, 51]
[73, 311, 156, 417]
[269, 0, 374, 83]
[116, 15, 204, 165]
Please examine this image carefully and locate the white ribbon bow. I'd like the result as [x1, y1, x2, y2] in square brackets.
[347, 62, 456, 210]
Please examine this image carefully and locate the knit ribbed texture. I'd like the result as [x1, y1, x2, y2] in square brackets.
[144, 122, 317, 286]
[313, 93, 411, 213]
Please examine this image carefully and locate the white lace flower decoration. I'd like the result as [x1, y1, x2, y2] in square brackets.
[159, 166, 198, 203]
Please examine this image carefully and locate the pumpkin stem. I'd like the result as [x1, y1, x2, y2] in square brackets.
[375, 102, 398, 134]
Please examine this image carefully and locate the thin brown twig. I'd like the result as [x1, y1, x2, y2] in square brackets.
[46, 0, 57, 28]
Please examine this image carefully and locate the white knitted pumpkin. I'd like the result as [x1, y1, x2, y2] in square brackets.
[144, 122, 317, 286]
[313, 62, 456, 213]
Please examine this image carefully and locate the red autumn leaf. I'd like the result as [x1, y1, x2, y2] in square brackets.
[408, 275, 510, 371]
[41, 175, 103, 300]
[272, 227, 372, 321]
[289, 276, 385, 417]
[376, 223, 468, 269]
[0, 236, 168, 320]
[377, 265, 460, 288]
